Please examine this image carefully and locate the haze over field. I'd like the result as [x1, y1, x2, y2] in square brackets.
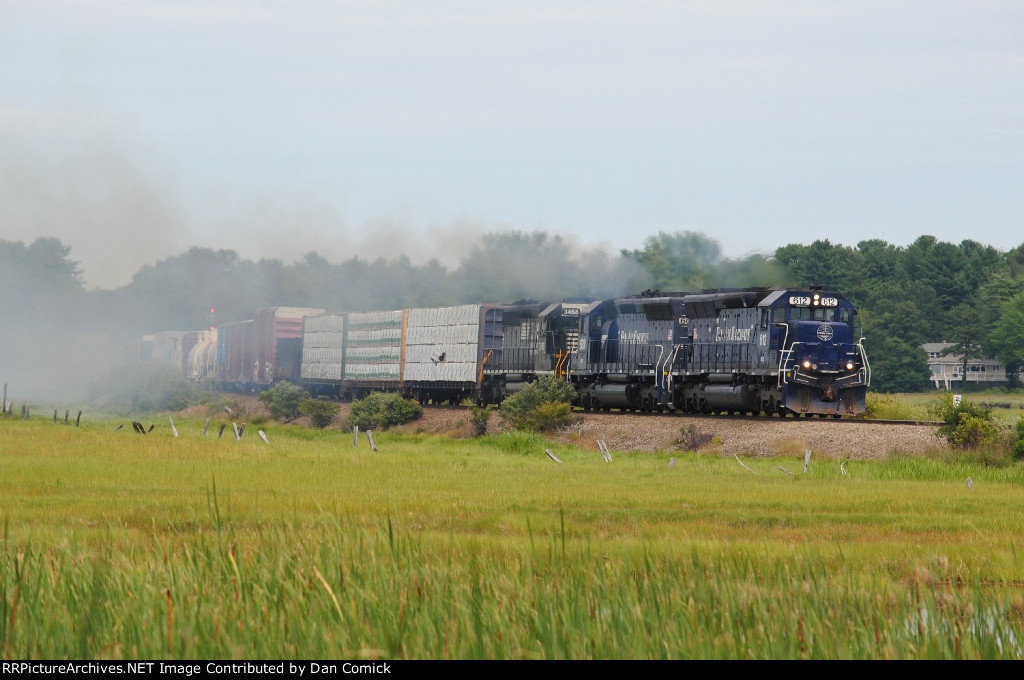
[2, 1, 1021, 288]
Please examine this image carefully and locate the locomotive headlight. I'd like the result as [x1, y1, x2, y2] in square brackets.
[802, 359, 812, 369]
[846, 361, 855, 371]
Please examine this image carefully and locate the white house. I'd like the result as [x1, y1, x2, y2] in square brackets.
[921, 342, 1007, 389]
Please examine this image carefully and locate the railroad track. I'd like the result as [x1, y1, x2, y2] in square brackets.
[420, 403, 943, 428]
[675, 414, 943, 427]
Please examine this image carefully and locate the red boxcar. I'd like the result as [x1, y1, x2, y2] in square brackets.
[251, 307, 325, 387]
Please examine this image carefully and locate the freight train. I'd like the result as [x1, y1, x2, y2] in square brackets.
[138, 287, 870, 417]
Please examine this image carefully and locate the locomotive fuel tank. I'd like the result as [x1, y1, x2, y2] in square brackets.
[586, 383, 631, 409]
[702, 383, 760, 412]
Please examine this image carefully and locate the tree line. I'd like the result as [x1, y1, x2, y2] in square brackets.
[3, 231, 1023, 395]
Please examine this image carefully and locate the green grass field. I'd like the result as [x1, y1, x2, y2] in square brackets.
[2, 415, 1024, 659]
[894, 390, 1024, 424]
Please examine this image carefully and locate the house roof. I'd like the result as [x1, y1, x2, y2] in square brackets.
[921, 342, 1004, 368]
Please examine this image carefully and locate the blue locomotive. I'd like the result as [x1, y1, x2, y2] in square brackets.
[671, 287, 869, 416]
[487, 287, 869, 417]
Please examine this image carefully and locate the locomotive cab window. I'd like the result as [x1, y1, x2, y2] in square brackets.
[840, 309, 853, 326]
[760, 309, 770, 330]
[773, 307, 786, 323]
[791, 307, 835, 321]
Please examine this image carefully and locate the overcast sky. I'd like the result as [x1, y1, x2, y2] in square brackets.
[1, 1, 1021, 289]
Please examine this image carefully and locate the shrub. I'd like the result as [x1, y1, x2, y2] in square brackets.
[342, 392, 423, 431]
[299, 399, 340, 429]
[930, 393, 999, 451]
[499, 377, 577, 431]
[469, 406, 491, 437]
[258, 381, 309, 421]
[1014, 417, 1024, 461]
[526, 401, 574, 431]
[677, 424, 714, 451]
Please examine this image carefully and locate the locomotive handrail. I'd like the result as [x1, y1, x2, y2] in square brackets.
[664, 345, 681, 408]
[778, 343, 802, 387]
[652, 343, 666, 385]
[858, 338, 871, 387]
[780, 338, 872, 388]
[555, 350, 570, 379]
[774, 323, 791, 387]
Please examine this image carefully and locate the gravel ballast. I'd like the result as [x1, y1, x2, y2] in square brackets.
[407, 407, 946, 459]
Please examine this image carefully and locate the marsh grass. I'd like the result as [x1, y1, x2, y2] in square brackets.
[2, 416, 1024, 659]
